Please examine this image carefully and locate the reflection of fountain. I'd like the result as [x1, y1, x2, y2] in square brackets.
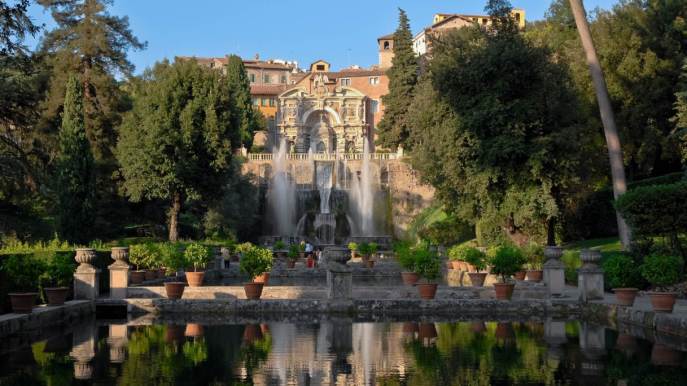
[268, 138, 296, 236]
[349, 139, 375, 235]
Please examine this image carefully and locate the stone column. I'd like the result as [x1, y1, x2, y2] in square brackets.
[107, 323, 129, 363]
[70, 320, 97, 380]
[324, 246, 352, 301]
[579, 322, 606, 383]
[73, 248, 100, 300]
[578, 249, 604, 302]
[543, 246, 565, 297]
[109, 247, 129, 299]
[544, 318, 568, 365]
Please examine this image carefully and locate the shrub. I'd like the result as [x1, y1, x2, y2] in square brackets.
[287, 244, 300, 260]
[129, 243, 157, 270]
[184, 243, 212, 272]
[523, 243, 544, 270]
[39, 252, 76, 288]
[347, 242, 358, 252]
[602, 252, 644, 289]
[640, 254, 684, 289]
[418, 216, 474, 246]
[394, 241, 415, 271]
[561, 250, 581, 284]
[463, 248, 487, 272]
[489, 245, 526, 282]
[358, 242, 373, 257]
[158, 242, 184, 271]
[369, 242, 378, 255]
[274, 240, 286, 250]
[413, 245, 441, 282]
[235, 242, 254, 255]
[1, 254, 46, 292]
[240, 245, 273, 280]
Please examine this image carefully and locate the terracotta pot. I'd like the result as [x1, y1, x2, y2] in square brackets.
[468, 272, 488, 287]
[651, 344, 683, 367]
[165, 325, 185, 343]
[260, 323, 270, 335]
[613, 288, 639, 306]
[401, 272, 419, 286]
[526, 270, 543, 282]
[243, 324, 263, 343]
[418, 323, 437, 340]
[615, 333, 637, 356]
[450, 260, 461, 270]
[184, 323, 204, 338]
[164, 282, 185, 299]
[186, 271, 205, 287]
[144, 270, 157, 281]
[130, 270, 145, 284]
[366, 260, 375, 269]
[44, 287, 69, 306]
[648, 292, 677, 313]
[287, 259, 296, 268]
[307, 257, 315, 268]
[9, 293, 37, 313]
[351, 251, 357, 259]
[244, 282, 264, 300]
[253, 272, 270, 285]
[514, 271, 526, 281]
[417, 283, 438, 300]
[494, 283, 515, 300]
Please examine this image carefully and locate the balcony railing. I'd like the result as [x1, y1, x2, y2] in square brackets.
[246, 152, 403, 161]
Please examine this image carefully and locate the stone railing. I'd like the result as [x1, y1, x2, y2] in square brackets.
[246, 152, 404, 162]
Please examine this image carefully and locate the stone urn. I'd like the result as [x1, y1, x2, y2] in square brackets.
[580, 249, 602, 267]
[324, 246, 352, 267]
[544, 246, 563, 261]
[110, 247, 129, 266]
[75, 248, 97, 269]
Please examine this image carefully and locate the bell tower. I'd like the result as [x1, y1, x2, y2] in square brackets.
[377, 34, 394, 69]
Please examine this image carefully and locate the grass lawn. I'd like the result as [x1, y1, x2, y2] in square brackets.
[563, 237, 622, 252]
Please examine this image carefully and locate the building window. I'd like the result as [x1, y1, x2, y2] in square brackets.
[482, 18, 488, 25]
[252, 98, 259, 106]
[280, 75, 287, 84]
[369, 76, 379, 85]
[371, 99, 379, 113]
[263, 74, 271, 84]
[249, 73, 256, 83]
[316, 64, 325, 71]
[340, 78, 351, 86]
[383, 41, 390, 50]
[261, 98, 268, 107]
[269, 98, 276, 107]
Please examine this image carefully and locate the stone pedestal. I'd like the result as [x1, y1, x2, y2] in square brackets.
[324, 246, 352, 301]
[578, 249, 604, 302]
[543, 246, 565, 297]
[109, 247, 130, 299]
[74, 248, 100, 300]
[107, 324, 129, 363]
[544, 318, 568, 364]
[70, 320, 96, 380]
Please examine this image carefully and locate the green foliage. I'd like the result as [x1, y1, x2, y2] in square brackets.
[115, 59, 237, 241]
[239, 245, 273, 280]
[674, 61, 687, 165]
[39, 252, 76, 288]
[418, 216, 474, 246]
[347, 242, 358, 252]
[357, 242, 376, 257]
[182, 340, 208, 365]
[274, 240, 286, 250]
[158, 242, 184, 271]
[377, 8, 418, 148]
[394, 240, 416, 271]
[184, 243, 212, 271]
[523, 244, 544, 270]
[55, 75, 96, 244]
[448, 245, 487, 271]
[413, 244, 441, 281]
[561, 250, 581, 284]
[129, 243, 158, 270]
[225, 54, 257, 147]
[489, 246, 526, 282]
[602, 252, 644, 289]
[287, 244, 299, 260]
[1, 254, 46, 292]
[640, 254, 684, 288]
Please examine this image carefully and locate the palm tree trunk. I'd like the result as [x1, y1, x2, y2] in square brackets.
[569, 0, 632, 249]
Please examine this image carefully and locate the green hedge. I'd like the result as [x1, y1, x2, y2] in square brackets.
[614, 181, 687, 238]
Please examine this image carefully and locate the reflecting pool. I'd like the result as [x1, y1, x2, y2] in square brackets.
[1, 319, 685, 385]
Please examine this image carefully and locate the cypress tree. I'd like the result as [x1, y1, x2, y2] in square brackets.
[225, 54, 256, 148]
[377, 8, 418, 150]
[56, 75, 95, 243]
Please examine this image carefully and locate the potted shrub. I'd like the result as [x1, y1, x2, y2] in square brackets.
[489, 245, 526, 300]
[128, 244, 151, 284]
[142, 243, 160, 281]
[524, 244, 544, 282]
[603, 252, 643, 306]
[240, 245, 273, 300]
[447, 245, 465, 270]
[460, 247, 488, 287]
[298, 241, 306, 259]
[358, 242, 377, 267]
[184, 243, 212, 287]
[640, 254, 684, 312]
[395, 242, 418, 285]
[2, 254, 45, 313]
[160, 243, 186, 299]
[348, 242, 358, 259]
[273, 240, 287, 259]
[286, 244, 299, 269]
[414, 246, 441, 300]
[40, 252, 76, 306]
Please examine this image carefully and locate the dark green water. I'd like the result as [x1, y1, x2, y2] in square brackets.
[1, 319, 685, 385]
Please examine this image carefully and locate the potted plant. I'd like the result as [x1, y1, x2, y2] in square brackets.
[348, 242, 358, 259]
[298, 241, 306, 259]
[240, 245, 273, 300]
[184, 243, 212, 287]
[128, 244, 149, 284]
[143, 243, 160, 281]
[603, 252, 643, 306]
[461, 247, 488, 287]
[160, 243, 186, 299]
[368, 242, 378, 268]
[489, 245, 526, 300]
[524, 244, 544, 282]
[273, 240, 287, 259]
[286, 244, 299, 269]
[2, 254, 45, 313]
[395, 242, 418, 285]
[40, 252, 76, 306]
[447, 245, 465, 270]
[640, 253, 684, 312]
[414, 246, 441, 300]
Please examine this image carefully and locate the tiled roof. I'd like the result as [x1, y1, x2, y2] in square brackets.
[377, 33, 394, 40]
[250, 84, 288, 95]
[327, 68, 386, 78]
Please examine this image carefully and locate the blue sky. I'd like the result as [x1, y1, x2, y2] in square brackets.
[27, 0, 619, 74]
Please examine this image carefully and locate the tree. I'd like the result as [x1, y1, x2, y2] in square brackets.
[0, 0, 40, 56]
[376, 8, 418, 150]
[568, 0, 632, 249]
[115, 60, 236, 241]
[55, 75, 95, 243]
[225, 54, 256, 148]
[674, 60, 687, 166]
[38, 0, 146, 160]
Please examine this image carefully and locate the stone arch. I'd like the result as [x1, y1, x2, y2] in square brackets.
[301, 106, 342, 125]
